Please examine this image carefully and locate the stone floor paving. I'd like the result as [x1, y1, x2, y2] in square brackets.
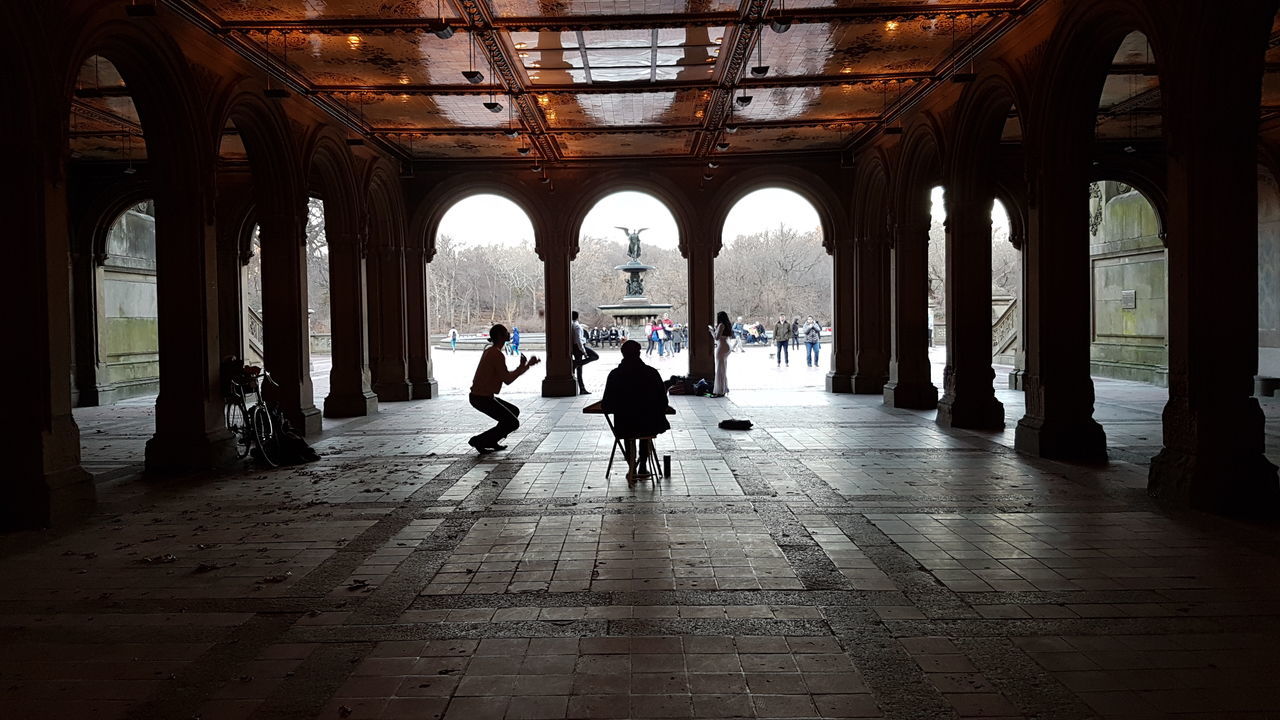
[7, 348, 1280, 718]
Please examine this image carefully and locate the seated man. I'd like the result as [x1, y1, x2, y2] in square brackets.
[601, 340, 671, 482]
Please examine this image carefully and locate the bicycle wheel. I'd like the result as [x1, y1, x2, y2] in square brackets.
[225, 400, 251, 459]
[250, 404, 280, 468]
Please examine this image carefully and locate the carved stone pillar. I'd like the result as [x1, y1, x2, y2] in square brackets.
[9, 164, 95, 529]
[826, 238, 855, 393]
[884, 216, 938, 409]
[686, 241, 716, 383]
[69, 247, 99, 407]
[1148, 6, 1278, 512]
[144, 181, 240, 470]
[852, 233, 890, 393]
[324, 229, 378, 416]
[405, 246, 438, 400]
[541, 237, 576, 397]
[936, 193, 1004, 430]
[368, 244, 412, 402]
[256, 210, 321, 435]
[1014, 173, 1106, 461]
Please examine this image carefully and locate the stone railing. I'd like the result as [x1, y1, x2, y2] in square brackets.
[247, 306, 265, 362]
[992, 299, 1018, 358]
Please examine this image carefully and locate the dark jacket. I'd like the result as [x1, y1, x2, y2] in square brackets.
[602, 357, 671, 439]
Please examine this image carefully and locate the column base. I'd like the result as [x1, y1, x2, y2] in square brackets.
[411, 380, 439, 400]
[144, 428, 238, 474]
[7, 415, 96, 530]
[883, 381, 939, 410]
[1008, 369, 1025, 391]
[937, 394, 1005, 430]
[373, 381, 412, 402]
[1149, 447, 1279, 516]
[851, 374, 887, 395]
[324, 391, 379, 418]
[542, 375, 578, 398]
[826, 372, 853, 394]
[298, 406, 322, 436]
[1015, 415, 1108, 463]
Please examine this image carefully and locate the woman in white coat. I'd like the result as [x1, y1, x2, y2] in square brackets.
[710, 310, 734, 396]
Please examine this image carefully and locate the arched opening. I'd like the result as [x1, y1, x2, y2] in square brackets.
[1086, 31, 1170, 460]
[571, 191, 686, 394]
[68, 55, 158, 478]
[716, 188, 829, 397]
[926, 188, 1015, 386]
[1258, 164, 1280, 397]
[428, 193, 543, 393]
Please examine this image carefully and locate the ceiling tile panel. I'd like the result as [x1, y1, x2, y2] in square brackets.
[246, 31, 485, 86]
[356, 93, 512, 128]
[732, 84, 884, 123]
[786, 0, 1016, 8]
[489, 0, 738, 18]
[200, 0, 460, 21]
[756, 16, 994, 78]
[721, 124, 861, 153]
[558, 130, 694, 157]
[389, 132, 526, 158]
[540, 91, 708, 127]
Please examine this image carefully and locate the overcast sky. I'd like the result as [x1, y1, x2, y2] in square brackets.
[435, 186, 1006, 249]
[437, 189, 824, 250]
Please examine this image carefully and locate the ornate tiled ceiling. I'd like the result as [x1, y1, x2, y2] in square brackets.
[174, 0, 1039, 161]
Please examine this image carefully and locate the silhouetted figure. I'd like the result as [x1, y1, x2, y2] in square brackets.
[602, 340, 671, 482]
[468, 324, 539, 454]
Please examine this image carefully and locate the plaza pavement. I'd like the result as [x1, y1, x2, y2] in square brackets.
[3, 345, 1279, 718]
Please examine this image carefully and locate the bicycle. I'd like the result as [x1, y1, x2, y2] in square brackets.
[225, 364, 281, 468]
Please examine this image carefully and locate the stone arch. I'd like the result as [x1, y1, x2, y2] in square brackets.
[564, 172, 695, 259]
[855, 151, 891, 242]
[367, 159, 408, 250]
[895, 114, 946, 223]
[77, 177, 154, 263]
[218, 88, 304, 222]
[707, 166, 844, 255]
[413, 174, 545, 259]
[304, 127, 362, 237]
[949, 69, 1027, 198]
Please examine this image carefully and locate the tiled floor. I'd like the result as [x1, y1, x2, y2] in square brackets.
[6, 348, 1280, 718]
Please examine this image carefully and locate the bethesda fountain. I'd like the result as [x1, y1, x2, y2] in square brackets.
[596, 226, 672, 335]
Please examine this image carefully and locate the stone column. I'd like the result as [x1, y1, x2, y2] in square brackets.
[936, 192, 1004, 429]
[144, 185, 240, 470]
[1014, 174, 1106, 461]
[368, 244, 412, 401]
[256, 210, 321, 435]
[686, 241, 716, 383]
[541, 238, 576, 397]
[1148, 6, 1279, 512]
[405, 246, 438, 399]
[852, 233, 890, 393]
[884, 214, 938, 408]
[9, 169, 95, 528]
[323, 229, 378, 416]
[69, 246, 99, 407]
[827, 238, 855, 392]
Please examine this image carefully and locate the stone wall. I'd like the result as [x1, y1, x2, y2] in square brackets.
[97, 204, 159, 403]
[1258, 167, 1280, 380]
[1088, 182, 1168, 386]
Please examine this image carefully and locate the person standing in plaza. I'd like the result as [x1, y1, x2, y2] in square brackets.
[468, 324, 539, 454]
[791, 316, 801, 351]
[773, 313, 791, 367]
[732, 316, 745, 352]
[710, 311, 734, 396]
[509, 326, 521, 355]
[572, 310, 598, 394]
[802, 315, 822, 368]
[449, 326, 458, 352]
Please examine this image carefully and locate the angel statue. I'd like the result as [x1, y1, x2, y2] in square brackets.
[616, 226, 648, 261]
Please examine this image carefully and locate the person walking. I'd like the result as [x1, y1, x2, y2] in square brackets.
[645, 320, 657, 356]
[509, 326, 521, 355]
[791, 316, 801, 350]
[802, 315, 823, 368]
[710, 311, 734, 396]
[572, 310, 598, 394]
[449, 326, 458, 352]
[467, 324, 539, 454]
[731, 316, 745, 352]
[773, 314, 791, 367]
